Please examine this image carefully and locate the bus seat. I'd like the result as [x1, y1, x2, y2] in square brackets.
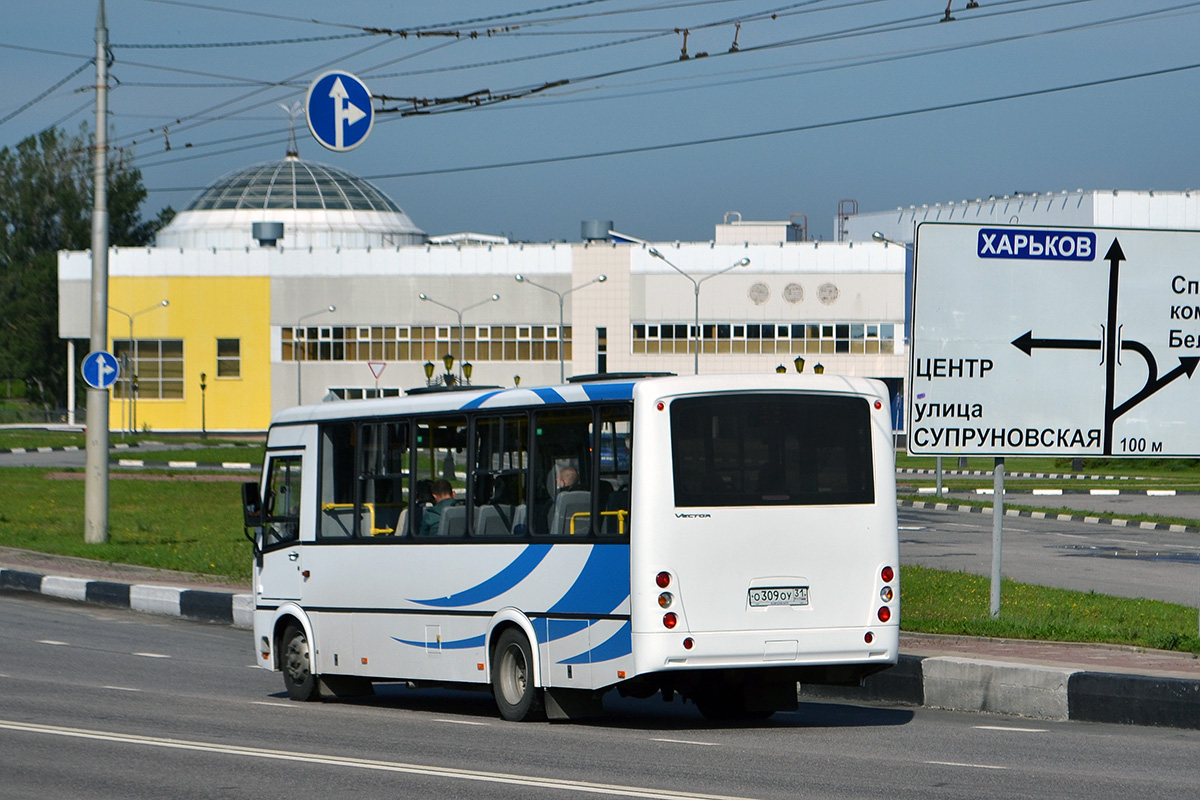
[475, 504, 513, 536]
[437, 504, 467, 537]
[512, 504, 528, 535]
[549, 491, 590, 536]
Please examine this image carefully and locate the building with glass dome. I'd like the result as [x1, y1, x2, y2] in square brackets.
[58, 154, 908, 433]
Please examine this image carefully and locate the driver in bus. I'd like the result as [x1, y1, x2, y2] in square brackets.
[420, 479, 456, 536]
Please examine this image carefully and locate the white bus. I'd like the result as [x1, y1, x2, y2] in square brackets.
[243, 373, 899, 721]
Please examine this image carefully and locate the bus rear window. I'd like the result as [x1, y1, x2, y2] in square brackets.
[670, 394, 874, 507]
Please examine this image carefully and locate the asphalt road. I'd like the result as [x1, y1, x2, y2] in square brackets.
[899, 506, 1200, 606]
[2, 595, 1197, 800]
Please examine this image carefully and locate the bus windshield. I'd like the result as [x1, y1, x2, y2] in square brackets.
[670, 393, 875, 507]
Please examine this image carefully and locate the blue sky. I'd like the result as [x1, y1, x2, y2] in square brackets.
[2, 1, 1198, 242]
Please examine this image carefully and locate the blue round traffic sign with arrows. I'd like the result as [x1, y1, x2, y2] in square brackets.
[82, 350, 120, 390]
[306, 70, 374, 152]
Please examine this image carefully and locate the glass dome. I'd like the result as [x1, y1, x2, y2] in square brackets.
[185, 157, 404, 214]
[157, 154, 425, 250]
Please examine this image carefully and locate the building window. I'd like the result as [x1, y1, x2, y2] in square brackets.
[281, 324, 573, 364]
[111, 339, 184, 399]
[216, 338, 241, 378]
[629, 321, 897, 356]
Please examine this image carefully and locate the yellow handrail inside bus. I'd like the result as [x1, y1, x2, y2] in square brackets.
[321, 502, 405, 536]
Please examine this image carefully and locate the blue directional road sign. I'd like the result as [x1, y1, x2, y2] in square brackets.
[306, 70, 374, 152]
[82, 350, 120, 390]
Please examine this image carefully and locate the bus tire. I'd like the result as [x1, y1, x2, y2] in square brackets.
[281, 624, 319, 701]
[491, 628, 544, 722]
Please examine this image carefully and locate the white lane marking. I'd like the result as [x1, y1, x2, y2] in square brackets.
[927, 760, 1009, 771]
[974, 725, 1046, 733]
[0, 719, 757, 799]
[433, 718, 490, 727]
[650, 738, 719, 747]
[132, 652, 171, 659]
[251, 701, 293, 708]
[38, 640, 68, 646]
[898, 526, 925, 531]
[102, 686, 143, 693]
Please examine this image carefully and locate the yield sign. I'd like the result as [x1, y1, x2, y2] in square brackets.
[368, 362, 386, 380]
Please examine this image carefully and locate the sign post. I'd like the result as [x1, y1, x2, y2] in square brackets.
[910, 223, 1200, 617]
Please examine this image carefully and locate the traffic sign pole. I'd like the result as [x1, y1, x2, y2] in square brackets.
[85, 0, 110, 545]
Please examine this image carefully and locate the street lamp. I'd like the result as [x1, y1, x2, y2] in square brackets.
[108, 299, 168, 434]
[647, 248, 750, 375]
[199, 372, 207, 439]
[295, 304, 335, 405]
[418, 292, 500, 384]
[872, 231, 913, 251]
[515, 273, 607, 382]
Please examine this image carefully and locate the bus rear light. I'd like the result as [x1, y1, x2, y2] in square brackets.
[657, 401, 665, 411]
[655, 571, 671, 588]
[683, 637, 694, 650]
[877, 606, 891, 623]
[874, 400, 882, 410]
[881, 566, 894, 583]
[658, 592, 673, 608]
[880, 586, 893, 602]
[864, 632, 874, 644]
[663, 612, 678, 629]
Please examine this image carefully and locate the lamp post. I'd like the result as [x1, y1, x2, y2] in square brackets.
[647, 248, 750, 375]
[515, 273, 607, 382]
[199, 371, 207, 439]
[418, 292, 500, 384]
[295, 305, 335, 405]
[108, 299, 168, 434]
[872, 231, 913, 251]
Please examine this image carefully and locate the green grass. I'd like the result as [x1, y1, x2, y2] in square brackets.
[902, 564, 1200, 654]
[0, 468, 250, 580]
[2, 465, 1198, 654]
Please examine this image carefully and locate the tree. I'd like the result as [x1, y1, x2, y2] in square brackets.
[0, 124, 158, 411]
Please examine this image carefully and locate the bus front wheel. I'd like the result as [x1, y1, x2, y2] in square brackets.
[281, 624, 319, 701]
[491, 628, 544, 722]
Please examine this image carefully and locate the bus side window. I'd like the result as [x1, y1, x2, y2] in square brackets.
[414, 416, 468, 538]
[263, 455, 303, 547]
[532, 407, 594, 536]
[361, 421, 409, 537]
[598, 405, 632, 536]
[471, 415, 528, 537]
[318, 422, 357, 539]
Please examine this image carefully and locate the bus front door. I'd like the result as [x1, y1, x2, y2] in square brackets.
[257, 453, 305, 601]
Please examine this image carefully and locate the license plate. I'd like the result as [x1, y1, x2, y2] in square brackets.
[748, 586, 809, 607]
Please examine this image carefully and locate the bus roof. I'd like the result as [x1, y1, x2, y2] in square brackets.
[269, 373, 886, 426]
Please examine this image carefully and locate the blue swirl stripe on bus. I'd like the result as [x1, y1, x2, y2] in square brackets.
[556, 621, 632, 665]
[408, 544, 553, 607]
[458, 390, 506, 410]
[532, 387, 567, 404]
[390, 633, 486, 650]
[547, 543, 630, 615]
[581, 382, 635, 401]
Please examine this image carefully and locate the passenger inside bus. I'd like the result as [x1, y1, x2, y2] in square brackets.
[420, 479, 456, 536]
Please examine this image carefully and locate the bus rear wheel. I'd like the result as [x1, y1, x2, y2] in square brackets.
[282, 624, 319, 701]
[491, 628, 544, 722]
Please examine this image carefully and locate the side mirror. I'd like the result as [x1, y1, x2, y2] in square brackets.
[242, 481, 263, 527]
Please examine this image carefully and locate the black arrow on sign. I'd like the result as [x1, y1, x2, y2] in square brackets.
[1011, 331, 1100, 356]
[1112, 357, 1200, 419]
[1102, 239, 1126, 454]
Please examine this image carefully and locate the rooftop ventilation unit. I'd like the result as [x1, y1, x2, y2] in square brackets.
[252, 221, 284, 247]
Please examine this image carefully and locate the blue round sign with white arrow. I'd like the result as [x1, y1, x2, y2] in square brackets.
[306, 70, 374, 152]
[82, 350, 121, 390]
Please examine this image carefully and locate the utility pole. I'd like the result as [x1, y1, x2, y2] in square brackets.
[84, 0, 110, 544]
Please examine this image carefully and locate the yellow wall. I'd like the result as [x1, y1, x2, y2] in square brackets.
[107, 275, 271, 432]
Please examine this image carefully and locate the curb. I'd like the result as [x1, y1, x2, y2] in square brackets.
[113, 459, 256, 471]
[801, 654, 1200, 730]
[6, 565, 1198, 730]
[898, 498, 1200, 534]
[0, 567, 253, 629]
